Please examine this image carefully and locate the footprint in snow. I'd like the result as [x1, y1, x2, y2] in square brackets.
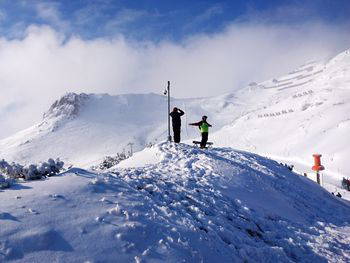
[49, 194, 65, 200]
[95, 216, 103, 222]
[28, 208, 39, 214]
[100, 197, 113, 204]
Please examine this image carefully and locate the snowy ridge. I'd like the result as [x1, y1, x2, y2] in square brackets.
[212, 48, 350, 180]
[41, 92, 90, 131]
[260, 60, 324, 90]
[43, 92, 89, 120]
[1, 142, 349, 262]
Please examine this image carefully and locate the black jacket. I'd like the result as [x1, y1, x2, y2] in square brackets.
[169, 109, 184, 127]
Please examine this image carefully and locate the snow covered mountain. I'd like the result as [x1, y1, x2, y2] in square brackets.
[212, 49, 350, 178]
[0, 92, 240, 166]
[1, 143, 349, 262]
[0, 48, 350, 179]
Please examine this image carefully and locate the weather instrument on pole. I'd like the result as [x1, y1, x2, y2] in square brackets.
[164, 81, 172, 142]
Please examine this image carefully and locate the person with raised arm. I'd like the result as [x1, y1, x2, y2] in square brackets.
[189, 116, 212, 148]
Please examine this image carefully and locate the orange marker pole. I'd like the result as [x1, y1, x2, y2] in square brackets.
[312, 154, 325, 185]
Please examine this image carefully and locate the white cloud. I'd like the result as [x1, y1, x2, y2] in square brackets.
[35, 2, 70, 33]
[193, 4, 224, 24]
[103, 9, 149, 34]
[184, 4, 224, 31]
[73, 4, 103, 26]
[0, 21, 349, 138]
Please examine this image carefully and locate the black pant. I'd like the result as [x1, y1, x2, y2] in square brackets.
[173, 126, 181, 143]
[201, 132, 208, 148]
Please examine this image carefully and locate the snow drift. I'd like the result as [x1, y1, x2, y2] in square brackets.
[1, 143, 349, 262]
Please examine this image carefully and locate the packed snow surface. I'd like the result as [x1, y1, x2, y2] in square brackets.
[1, 143, 349, 262]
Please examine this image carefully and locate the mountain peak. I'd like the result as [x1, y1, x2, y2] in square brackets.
[43, 92, 90, 120]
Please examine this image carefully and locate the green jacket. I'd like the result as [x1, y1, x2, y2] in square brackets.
[200, 122, 209, 133]
[190, 120, 212, 133]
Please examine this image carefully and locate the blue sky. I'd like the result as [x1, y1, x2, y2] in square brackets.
[0, 0, 349, 41]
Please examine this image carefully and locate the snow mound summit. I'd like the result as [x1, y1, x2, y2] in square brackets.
[1, 142, 349, 262]
[111, 143, 350, 262]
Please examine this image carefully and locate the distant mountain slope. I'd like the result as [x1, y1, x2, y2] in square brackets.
[212, 48, 350, 177]
[1, 142, 349, 262]
[0, 92, 242, 166]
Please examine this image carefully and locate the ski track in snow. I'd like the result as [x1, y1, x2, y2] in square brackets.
[1, 142, 349, 262]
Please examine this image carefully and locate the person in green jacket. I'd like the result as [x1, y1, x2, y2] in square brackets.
[189, 116, 212, 148]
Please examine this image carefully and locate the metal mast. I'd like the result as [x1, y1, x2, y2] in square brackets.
[167, 81, 171, 142]
[127, 142, 134, 156]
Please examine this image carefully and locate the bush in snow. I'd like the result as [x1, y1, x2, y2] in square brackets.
[0, 159, 24, 179]
[36, 158, 64, 178]
[93, 153, 128, 170]
[24, 158, 64, 180]
[0, 158, 64, 180]
[280, 162, 294, 172]
[0, 173, 13, 189]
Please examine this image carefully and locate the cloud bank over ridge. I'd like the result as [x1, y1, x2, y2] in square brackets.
[0, 19, 349, 138]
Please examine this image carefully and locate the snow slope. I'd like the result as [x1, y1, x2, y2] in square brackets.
[212, 49, 350, 178]
[1, 142, 349, 262]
